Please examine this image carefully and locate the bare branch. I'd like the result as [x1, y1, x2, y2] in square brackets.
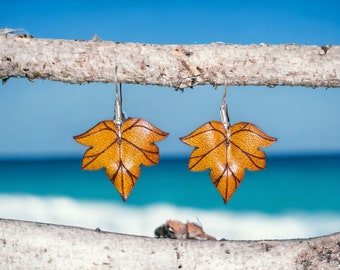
[0, 31, 339, 89]
[0, 219, 339, 269]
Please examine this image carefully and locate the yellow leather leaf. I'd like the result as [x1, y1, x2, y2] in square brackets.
[74, 118, 168, 201]
[181, 121, 276, 203]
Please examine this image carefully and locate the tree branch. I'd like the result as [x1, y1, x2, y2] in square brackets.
[0, 30, 339, 89]
[0, 219, 339, 269]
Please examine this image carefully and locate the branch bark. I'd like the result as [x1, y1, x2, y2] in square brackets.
[0, 30, 339, 89]
[0, 219, 339, 269]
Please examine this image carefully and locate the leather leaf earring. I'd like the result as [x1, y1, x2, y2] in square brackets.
[74, 68, 168, 201]
[180, 73, 277, 204]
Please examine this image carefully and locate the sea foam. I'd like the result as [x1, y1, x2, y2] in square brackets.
[0, 194, 339, 240]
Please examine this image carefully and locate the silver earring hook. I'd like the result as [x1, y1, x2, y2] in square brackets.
[220, 71, 230, 130]
[114, 66, 124, 126]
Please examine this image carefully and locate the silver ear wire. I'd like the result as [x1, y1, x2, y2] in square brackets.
[220, 71, 230, 130]
[113, 67, 125, 144]
[113, 66, 124, 126]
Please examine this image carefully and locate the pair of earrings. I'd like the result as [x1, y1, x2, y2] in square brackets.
[74, 74, 276, 204]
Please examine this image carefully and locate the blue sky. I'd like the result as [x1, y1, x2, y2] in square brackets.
[1, 0, 340, 158]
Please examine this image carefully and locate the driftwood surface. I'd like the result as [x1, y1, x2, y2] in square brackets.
[0, 219, 339, 270]
[0, 29, 339, 89]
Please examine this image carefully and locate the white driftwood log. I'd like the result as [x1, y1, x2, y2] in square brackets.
[0, 29, 339, 89]
[0, 219, 339, 270]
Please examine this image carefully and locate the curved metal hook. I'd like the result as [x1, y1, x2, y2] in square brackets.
[114, 66, 124, 125]
[220, 71, 230, 130]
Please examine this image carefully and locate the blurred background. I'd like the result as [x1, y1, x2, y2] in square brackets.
[0, 0, 339, 240]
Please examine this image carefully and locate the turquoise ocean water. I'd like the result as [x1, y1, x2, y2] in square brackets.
[0, 156, 339, 239]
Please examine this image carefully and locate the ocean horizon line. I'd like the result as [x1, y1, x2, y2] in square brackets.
[1, 154, 339, 214]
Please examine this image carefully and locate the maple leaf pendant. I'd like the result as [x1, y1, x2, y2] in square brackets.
[74, 84, 168, 201]
[180, 85, 276, 204]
